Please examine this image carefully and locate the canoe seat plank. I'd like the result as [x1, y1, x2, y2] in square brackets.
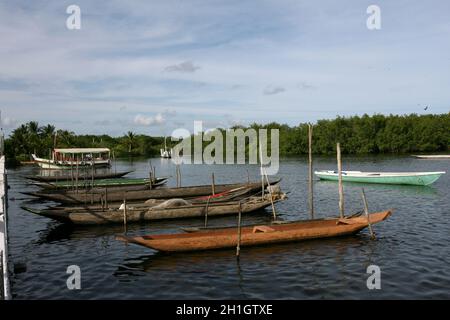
[253, 226, 276, 233]
[336, 219, 359, 225]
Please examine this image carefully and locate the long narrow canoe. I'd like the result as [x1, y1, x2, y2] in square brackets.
[315, 170, 445, 186]
[43, 186, 260, 212]
[34, 177, 168, 190]
[412, 155, 450, 160]
[117, 210, 392, 252]
[24, 171, 133, 182]
[22, 194, 286, 225]
[22, 178, 281, 204]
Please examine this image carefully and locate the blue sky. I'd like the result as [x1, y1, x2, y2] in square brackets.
[0, 0, 449, 136]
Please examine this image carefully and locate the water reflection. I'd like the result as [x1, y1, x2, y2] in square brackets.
[316, 180, 439, 197]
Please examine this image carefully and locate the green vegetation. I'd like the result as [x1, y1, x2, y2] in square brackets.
[3, 113, 449, 166]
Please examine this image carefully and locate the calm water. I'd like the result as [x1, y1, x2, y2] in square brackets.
[6, 156, 450, 299]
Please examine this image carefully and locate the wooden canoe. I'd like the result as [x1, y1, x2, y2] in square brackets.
[34, 177, 168, 190]
[24, 171, 133, 182]
[22, 178, 281, 204]
[42, 185, 260, 212]
[22, 194, 286, 225]
[117, 210, 392, 252]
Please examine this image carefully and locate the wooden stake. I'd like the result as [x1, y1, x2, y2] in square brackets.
[308, 124, 314, 219]
[113, 150, 117, 174]
[105, 187, 108, 209]
[204, 196, 210, 228]
[236, 201, 242, 258]
[75, 156, 79, 194]
[263, 168, 277, 220]
[259, 145, 265, 200]
[123, 193, 128, 233]
[211, 172, 216, 195]
[153, 166, 156, 184]
[361, 188, 375, 240]
[48, 149, 52, 173]
[337, 143, 344, 218]
[176, 165, 179, 188]
[71, 157, 74, 190]
[149, 171, 153, 190]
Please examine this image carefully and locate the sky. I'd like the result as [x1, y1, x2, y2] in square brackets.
[0, 0, 449, 136]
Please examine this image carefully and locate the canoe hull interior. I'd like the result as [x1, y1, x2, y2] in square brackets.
[24, 179, 281, 204]
[118, 210, 392, 252]
[22, 195, 284, 225]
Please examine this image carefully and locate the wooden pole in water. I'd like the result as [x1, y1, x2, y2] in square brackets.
[153, 166, 156, 184]
[71, 155, 74, 190]
[91, 156, 95, 204]
[308, 124, 314, 219]
[105, 186, 108, 209]
[337, 143, 344, 218]
[263, 168, 277, 220]
[259, 145, 264, 200]
[75, 156, 79, 194]
[149, 171, 152, 190]
[361, 188, 375, 240]
[236, 201, 242, 258]
[204, 196, 210, 228]
[48, 149, 51, 174]
[123, 193, 127, 233]
[176, 165, 179, 187]
[211, 172, 216, 195]
[113, 150, 117, 174]
[177, 165, 181, 187]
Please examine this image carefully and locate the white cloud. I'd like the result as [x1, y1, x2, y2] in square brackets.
[164, 61, 200, 73]
[134, 112, 166, 126]
[263, 86, 285, 95]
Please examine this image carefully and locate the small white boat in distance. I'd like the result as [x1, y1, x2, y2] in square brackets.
[315, 170, 446, 186]
[32, 148, 111, 170]
[160, 137, 172, 159]
[412, 155, 450, 160]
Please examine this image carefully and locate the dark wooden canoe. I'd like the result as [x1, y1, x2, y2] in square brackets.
[22, 178, 281, 204]
[24, 171, 133, 183]
[22, 194, 286, 225]
[34, 177, 168, 191]
[117, 210, 392, 252]
[42, 185, 260, 212]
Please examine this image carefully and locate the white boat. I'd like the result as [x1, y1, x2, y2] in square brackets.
[315, 170, 446, 186]
[32, 148, 111, 170]
[160, 137, 172, 159]
[412, 155, 450, 160]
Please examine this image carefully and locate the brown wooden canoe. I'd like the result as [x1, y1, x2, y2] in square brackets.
[42, 185, 261, 212]
[22, 194, 285, 225]
[24, 171, 133, 182]
[117, 210, 392, 252]
[22, 178, 281, 204]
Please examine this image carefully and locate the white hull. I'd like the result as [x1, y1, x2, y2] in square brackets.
[32, 154, 110, 170]
[160, 149, 172, 159]
[413, 155, 450, 159]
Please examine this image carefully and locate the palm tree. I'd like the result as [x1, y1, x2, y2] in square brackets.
[126, 131, 135, 153]
[40, 124, 55, 137]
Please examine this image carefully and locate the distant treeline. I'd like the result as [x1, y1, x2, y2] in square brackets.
[4, 113, 449, 166]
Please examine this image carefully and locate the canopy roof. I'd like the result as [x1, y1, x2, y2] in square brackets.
[54, 148, 110, 154]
